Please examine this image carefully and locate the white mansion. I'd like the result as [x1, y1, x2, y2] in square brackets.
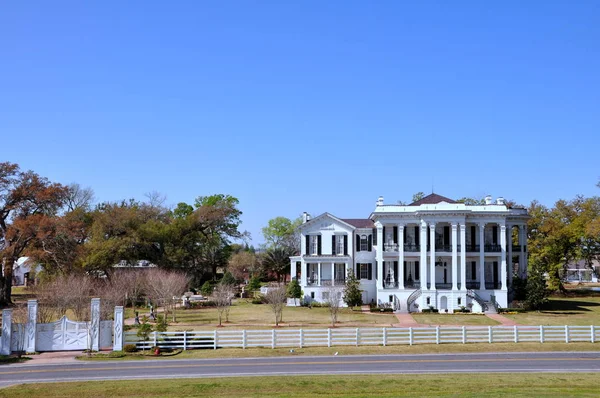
[289, 194, 529, 313]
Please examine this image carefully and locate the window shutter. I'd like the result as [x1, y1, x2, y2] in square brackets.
[394, 261, 398, 281]
[393, 226, 398, 244]
[493, 226, 498, 244]
[332, 235, 336, 255]
[368, 235, 372, 251]
[471, 226, 476, 246]
[305, 235, 310, 254]
[357, 263, 361, 278]
[368, 263, 372, 280]
[415, 226, 420, 245]
[383, 227, 386, 245]
[344, 235, 348, 255]
[356, 235, 360, 252]
[317, 235, 322, 255]
[404, 261, 407, 277]
[415, 261, 420, 280]
[471, 261, 476, 279]
[444, 226, 450, 245]
[372, 228, 377, 245]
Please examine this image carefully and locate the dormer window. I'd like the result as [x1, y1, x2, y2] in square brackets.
[360, 235, 368, 251]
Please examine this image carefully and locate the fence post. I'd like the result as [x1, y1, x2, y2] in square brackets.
[382, 328, 387, 346]
[462, 326, 466, 344]
[213, 330, 217, 350]
[154, 331, 157, 348]
[488, 326, 493, 343]
[540, 325, 544, 343]
[113, 306, 124, 351]
[514, 325, 518, 343]
[591, 325, 595, 344]
[356, 328, 359, 347]
[25, 299, 38, 353]
[90, 298, 100, 352]
[0, 309, 12, 355]
[435, 326, 440, 344]
[183, 331, 187, 351]
[565, 325, 569, 343]
[272, 329, 276, 349]
[299, 329, 304, 348]
[409, 327, 413, 345]
[327, 328, 332, 347]
[242, 329, 247, 349]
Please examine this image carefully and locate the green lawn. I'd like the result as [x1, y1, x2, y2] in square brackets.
[163, 300, 397, 330]
[412, 313, 499, 326]
[2, 374, 598, 397]
[505, 296, 600, 326]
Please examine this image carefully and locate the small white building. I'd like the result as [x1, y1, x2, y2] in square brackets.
[11, 257, 40, 286]
[290, 194, 529, 313]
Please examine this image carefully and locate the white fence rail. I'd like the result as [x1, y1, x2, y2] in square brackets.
[125, 325, 600, 350]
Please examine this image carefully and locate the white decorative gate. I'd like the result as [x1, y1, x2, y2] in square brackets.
[100, 320, 113, 350]
[36, 316, 89, 351]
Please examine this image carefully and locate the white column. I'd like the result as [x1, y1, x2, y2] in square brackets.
[519, 225, 525, 278]
[460, 223, 467, 291]
[301, 261, 307, 286]
[113, 306, 124, 351]
[25, 299, 38, 353]
[419, 221, 427, 290]
[507, 224, 513, 288]
[500, 223, 507, 291]
[479, 222, 485, 290]
[451, 223, 458, 290]
[522, 225, 528, 278]
[331, 263, 335, 286]
[290, 259, 295, 282]
[429, 223, 436, 291]
[318, 263, 322, 286]
[91, 298, 101, 351]
[376, 223, 384, 289]
[398, 224, 405, 289]
[1, 308, 13, 355]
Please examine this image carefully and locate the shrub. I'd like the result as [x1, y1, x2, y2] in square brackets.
[123, 344, 137, 353]
[251, 294, 265, 304]
[200, 281, 214, 297]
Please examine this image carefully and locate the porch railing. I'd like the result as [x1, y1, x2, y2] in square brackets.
[466, 281, 480, 289]
[485, 282, 502, 290]
[384, 243, 399, 252]
[435, 283, 452, 290]
[484, 244, 501, 252]
[466, 244, 480, 252]
[404, 244, 420, 252]
[383, 281, 399, 289]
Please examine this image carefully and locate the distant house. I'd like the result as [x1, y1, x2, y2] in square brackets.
[564, 260, 600, 283]
[11, 257, 41, 286]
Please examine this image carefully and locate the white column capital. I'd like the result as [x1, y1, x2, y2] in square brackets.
[429, 223, 436, 230]
[451, 222, 458, 230]
[460, 223, 466, 231]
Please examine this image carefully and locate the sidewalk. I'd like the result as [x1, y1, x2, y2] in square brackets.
[485, 313, 520, 326]
[394, 313, 420, 327]
[20, 351, 79, 365]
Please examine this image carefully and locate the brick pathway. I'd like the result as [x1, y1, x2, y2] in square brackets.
[394, 313, 420, 327]
[485, 313, 520, 326]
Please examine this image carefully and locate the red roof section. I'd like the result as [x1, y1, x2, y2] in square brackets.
[341, 219, 375, 228]
[409, 193, 457, 206]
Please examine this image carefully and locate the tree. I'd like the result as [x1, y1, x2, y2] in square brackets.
[220, 271, 236, 286]
[145, 269, 189, 323]
[286, 279, 302, 305]
[526, 261, 549, 310]
[228, 251, 258, 281]
[201, 281, 213, 297]
[261, 246, 296, 283]
[65, 183, 95, 212]
[325, 285, 343, 327]
[213, 283, 234, 326]
[0, 162, 68, 305]
[248, 275, 261, 291]
[261, 216, 301, 252]
[412, 192, 425, 203]
[343, 270, 362, 307]
[456, 197, 486, 205]
[264, 284, 286, 326]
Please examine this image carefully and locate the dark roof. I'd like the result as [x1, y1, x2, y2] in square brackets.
[341, 219, 374, 228]
[409, 193, 457, 206]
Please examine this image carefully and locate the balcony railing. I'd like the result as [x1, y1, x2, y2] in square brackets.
[404, 281, 421, 288]
[383, 281, 399, 289]
[466, 244, 480, 252]
[384, 243, 399, 252]
[484, 244, 501, 252]
[512, 245, 521, 252]
[485, 282, 502, 290]
[404, 244, 420, 252]
[435, 283, 452, 290]
[466, 281, 480, 289]
[436, 244, 452, 252]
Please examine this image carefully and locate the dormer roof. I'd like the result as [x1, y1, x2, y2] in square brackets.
[409, 193, 457, 206]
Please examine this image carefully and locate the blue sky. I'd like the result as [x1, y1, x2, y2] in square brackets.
[1, 1, 599, 244]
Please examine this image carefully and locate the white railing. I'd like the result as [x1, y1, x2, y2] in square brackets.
[124, 325, 599, 350]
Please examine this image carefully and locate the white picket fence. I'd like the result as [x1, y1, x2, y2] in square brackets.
[125, 325, 600, 350]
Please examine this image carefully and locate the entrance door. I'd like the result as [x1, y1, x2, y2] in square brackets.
[493, 261, 499, 288]
[440, 296, 448, 310]
[361, 290, 368, 305]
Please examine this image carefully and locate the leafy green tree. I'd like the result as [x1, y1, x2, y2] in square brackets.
[526, 262, 549, 310]
[286, 279, 302, 305]
[262, 216, 301, 251]
[248, 275, 261, 291]
[456, 197, 486, 205]
[261, 246, 297, 282]
[200, 281, 213, 297]
[343, 270, 362, 307]
[220, 271, 236, 286]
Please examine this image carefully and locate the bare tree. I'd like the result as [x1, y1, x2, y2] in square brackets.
[11, 305, 28, 357]
[264, 284, 287, 327]
[145, 269, 189, 323]
[118, 270, 147, 308]
[65, 183, 95, 212]
[31, 274, 93, 322]
[213, 283, 234, 326]
[325, 285, 343, 327]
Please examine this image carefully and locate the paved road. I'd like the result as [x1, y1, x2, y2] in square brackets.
[1, 351, 600, 387]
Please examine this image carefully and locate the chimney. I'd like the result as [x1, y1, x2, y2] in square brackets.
[376, 196, 384, 206]
[484, 195, 493, 205]
[496, 197, 505, 205]
[306, 213, 311, 222]
[302, 212, 308, 223]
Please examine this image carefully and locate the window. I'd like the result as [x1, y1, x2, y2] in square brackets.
[308, 264, 319, 284]
[337, 235, 345, 255]
[426, 297, 430, 305]
[358, 263, 371, 280]
[310, 292, 315, 299]
[309, 235, 319, 255]
[458, 297, 462, 305]
[471, 261, 476, 280]
[322, 291, 329, 300]
[389, 295, 393, 303]
[360, 235, 368, 251]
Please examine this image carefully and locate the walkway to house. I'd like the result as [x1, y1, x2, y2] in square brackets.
[394, 313, 420, 327]
[360, 305, 371, 314]
[485, 313, 520, 326]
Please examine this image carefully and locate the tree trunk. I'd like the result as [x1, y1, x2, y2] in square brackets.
[0, 257, 14, 306]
